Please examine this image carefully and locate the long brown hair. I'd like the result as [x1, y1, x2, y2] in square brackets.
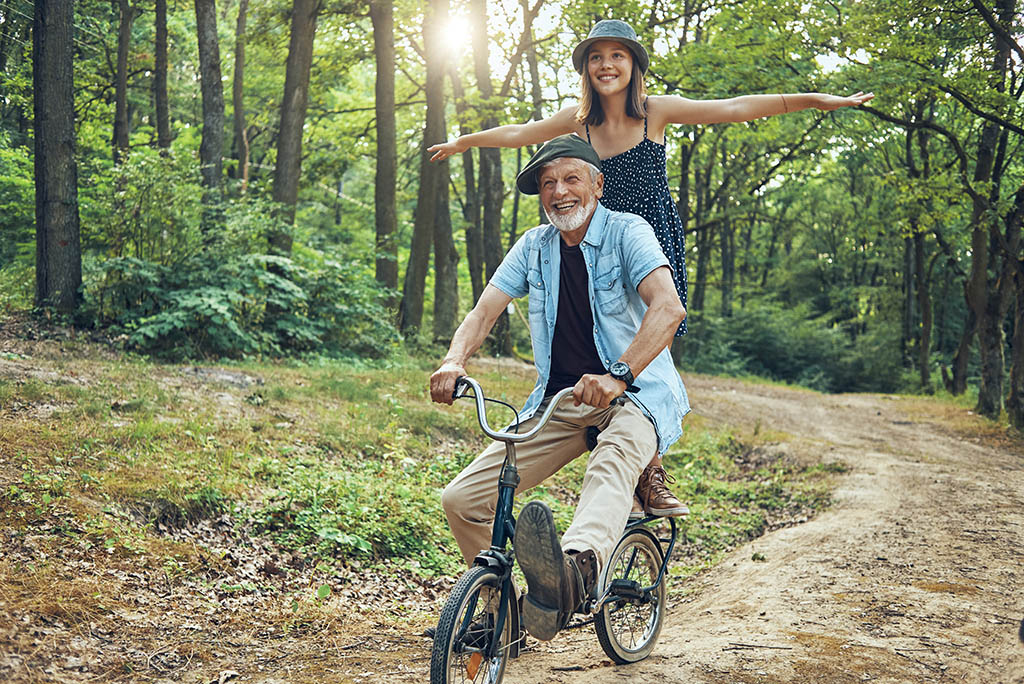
[574, 57, 647, 126]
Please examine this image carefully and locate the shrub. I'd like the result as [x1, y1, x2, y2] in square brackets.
[682, 302, 847, 391]
[82, 249, 399, 360]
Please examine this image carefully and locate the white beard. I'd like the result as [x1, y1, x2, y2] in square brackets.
[548, 197, 595, 233]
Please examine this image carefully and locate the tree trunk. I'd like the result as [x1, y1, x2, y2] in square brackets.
[720, 217, 734, 317]
[270, 0, 319, 250]
[902, 235, 914, 366]
[691, 151, 711, 312]
[914, 231, 933, 390]
[1000, 184, 1024, 425]
[113, 0, 135, 164]
[447, 65, 484, 302]
[231, 0, 249, 191]
[154, 0, 171, 149]
[947, 309, 974, 395]
[524, 2, 545, 227]
[470, 0, 511, 355]
[1008, 260, 1024, 429]
[33, 0, 82, 314]
[370, 0, 397, 304]
[397, 0, 448, 336]
[433, 156, 459, 344]
[194, 0, 225, 236]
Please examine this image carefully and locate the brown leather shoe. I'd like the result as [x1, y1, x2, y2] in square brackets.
[565, 549, 597, 612]
[636, 464, 689, 517]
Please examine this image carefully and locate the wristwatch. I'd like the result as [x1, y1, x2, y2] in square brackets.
[608, 361, 640, 393]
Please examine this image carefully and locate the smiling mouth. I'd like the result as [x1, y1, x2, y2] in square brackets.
[552, 200, 578, 213]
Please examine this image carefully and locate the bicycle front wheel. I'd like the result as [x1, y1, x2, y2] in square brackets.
[430, 565, 513, 684]
[593, 527, 666, 664]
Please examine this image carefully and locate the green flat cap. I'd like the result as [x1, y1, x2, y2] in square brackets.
[572, 19, 650, 75]
[516, 134, 602, 195]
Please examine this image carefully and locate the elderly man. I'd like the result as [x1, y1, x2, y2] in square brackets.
[429, 134, 689, 641]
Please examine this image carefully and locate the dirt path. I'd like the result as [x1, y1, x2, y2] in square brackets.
[458, 376, 1024, 684]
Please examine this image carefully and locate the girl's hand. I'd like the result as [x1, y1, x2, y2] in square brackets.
[816, 91, 874, 111]
[428, 138, 466, 162]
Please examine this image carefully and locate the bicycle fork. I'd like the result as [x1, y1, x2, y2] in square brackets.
[471, 442, 523, 660]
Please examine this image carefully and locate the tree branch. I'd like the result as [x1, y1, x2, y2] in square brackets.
[937, 83, 1024, 139]
[861, 104, 987, 207]
[969, 0, 1024, 65]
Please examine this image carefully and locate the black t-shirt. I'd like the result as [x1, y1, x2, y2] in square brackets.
[545, 240, 606, 395]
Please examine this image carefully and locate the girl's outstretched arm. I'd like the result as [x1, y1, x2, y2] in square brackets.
[428, 105, 578, 162]
[652, 92, 874, 126]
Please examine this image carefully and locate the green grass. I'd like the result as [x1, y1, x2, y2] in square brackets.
[1, 350, 843, 591]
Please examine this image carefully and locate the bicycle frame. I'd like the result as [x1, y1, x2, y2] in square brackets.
[450, 376, 677, 661]
[451, 378, 577, 662]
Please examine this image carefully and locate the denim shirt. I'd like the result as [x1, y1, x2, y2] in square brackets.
[490, 203, 690, 455]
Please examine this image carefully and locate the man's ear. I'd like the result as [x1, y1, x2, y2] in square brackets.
[595, 172, 604, 199]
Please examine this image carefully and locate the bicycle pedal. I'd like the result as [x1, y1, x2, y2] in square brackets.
[608, 578, 644, 600]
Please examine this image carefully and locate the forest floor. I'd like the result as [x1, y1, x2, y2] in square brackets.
[1, 320, 1023, 683]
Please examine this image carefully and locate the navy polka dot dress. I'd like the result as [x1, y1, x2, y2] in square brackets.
[587, 114, 688, 336]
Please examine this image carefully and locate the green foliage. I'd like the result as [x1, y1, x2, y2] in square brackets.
[683, 303, 844, 391]
[252, 450, 459, 574]
[0, 133, 33, 269]
[82, 249, 399, 360]
[81, 144, 206, 263]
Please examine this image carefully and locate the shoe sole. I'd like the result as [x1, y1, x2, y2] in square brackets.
[514, 501, 565, 641]
[646, 505, 690, 517]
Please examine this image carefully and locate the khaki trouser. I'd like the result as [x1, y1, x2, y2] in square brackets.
[441, 397, 658, 573]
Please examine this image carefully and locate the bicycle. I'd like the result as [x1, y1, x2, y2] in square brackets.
[429, 376, 679, 684]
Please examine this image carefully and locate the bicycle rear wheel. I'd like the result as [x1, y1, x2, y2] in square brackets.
[593, 527, 666, 664]
[430, 565, 513, 684]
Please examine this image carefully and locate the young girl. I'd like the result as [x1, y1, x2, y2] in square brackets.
[429, 19, 872, 517]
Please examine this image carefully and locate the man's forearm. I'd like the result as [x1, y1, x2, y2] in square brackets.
[442, 308, 491, 366]
[617, 298, 685, 379]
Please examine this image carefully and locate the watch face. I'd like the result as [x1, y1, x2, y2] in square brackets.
[609, 361, 629, 377]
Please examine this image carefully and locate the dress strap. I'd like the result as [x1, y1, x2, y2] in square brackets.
[585, 122, 592, 144]
[643, 98, 649, 140]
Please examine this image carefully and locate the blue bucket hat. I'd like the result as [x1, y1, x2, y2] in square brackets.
[571, 19, 650, 75]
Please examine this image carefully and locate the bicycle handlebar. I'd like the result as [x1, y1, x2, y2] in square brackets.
[454, 376, 576, 444]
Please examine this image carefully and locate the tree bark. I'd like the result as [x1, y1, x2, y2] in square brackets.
[966, 0, 1014, 417]
[370, 0, 397, 303]
[33, 0, 82, 313]
[154, 0, 171, 149]
[470, 0, 511, 354]
[194, 0, 225, 236]
[1008, 257, 1024, 429]
[398, 0, 448, 336]
[434, 156, 459, 344]
[231, 0, 249, 191]
[270, 0, 320, 250]
[113, 0, 135, 164]
[523, 0, 545, 227]
[914, 230, 933, 390]
[448, 65, 484, 303]
[720, 216, 734, 317]
[902, 235, 914, 366]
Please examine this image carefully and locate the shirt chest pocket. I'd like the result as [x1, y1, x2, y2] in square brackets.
[593, 265, 628, 315]
[527, 268, 545, 314]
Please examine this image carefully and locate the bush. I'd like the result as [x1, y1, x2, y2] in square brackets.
[682, 302, 847, 392]
[82, 250, 399, 360]
[0, 133, 34, 270]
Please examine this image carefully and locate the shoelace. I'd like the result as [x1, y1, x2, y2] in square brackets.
[647, 465, 677, 488]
